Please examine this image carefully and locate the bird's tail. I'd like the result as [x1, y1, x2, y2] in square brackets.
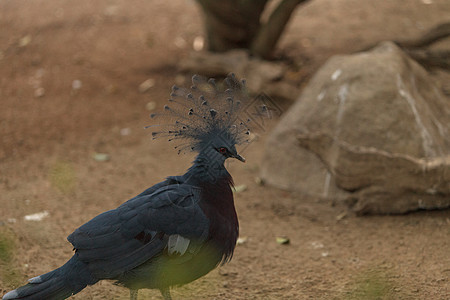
[2, 254, 97, 300]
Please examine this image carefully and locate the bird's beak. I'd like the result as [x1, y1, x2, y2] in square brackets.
[233, 153, 246, 163]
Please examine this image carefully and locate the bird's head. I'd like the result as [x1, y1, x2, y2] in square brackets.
[198, 132, 246, 164]
[148, 73, 270, 164]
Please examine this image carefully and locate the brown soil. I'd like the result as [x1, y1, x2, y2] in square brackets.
[1, 0, 449, 299]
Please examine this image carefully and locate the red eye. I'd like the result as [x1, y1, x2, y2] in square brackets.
[219, 147, 227, 154]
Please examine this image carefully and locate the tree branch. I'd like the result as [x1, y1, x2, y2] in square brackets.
[196, 0, 268, 51]
[405, 49, 450, 70]
[395, 22, 450, 48]
[359, 22, 450, 71]
[250, 0, 310, 59]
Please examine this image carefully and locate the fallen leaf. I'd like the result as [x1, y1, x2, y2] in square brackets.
[276, 237, 290, 245]
[232, 184, 247, 193]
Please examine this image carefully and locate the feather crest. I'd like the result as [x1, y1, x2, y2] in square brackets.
[148, 73, 271, 153]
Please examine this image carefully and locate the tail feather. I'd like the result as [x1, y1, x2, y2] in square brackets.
[3, 277, 71, 300]
[3, 255, 97, 300]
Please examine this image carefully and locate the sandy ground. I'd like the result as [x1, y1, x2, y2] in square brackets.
[1, 0, 449, 299]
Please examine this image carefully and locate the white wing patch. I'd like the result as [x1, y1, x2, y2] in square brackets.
[28, 275, 43, 283]
[168, 234, 190, 256]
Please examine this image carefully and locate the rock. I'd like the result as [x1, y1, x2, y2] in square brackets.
[260, 42, 450, 214]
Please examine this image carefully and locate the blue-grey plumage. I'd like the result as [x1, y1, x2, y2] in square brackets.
[2, 74, 268, 300]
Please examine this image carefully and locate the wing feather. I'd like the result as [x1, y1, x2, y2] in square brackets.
[67, 181, 209, 279]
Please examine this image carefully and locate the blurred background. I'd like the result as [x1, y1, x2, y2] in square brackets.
[1, 0, 449, 299]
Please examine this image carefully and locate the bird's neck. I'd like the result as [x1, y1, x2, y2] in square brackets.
[185, 152, 231, 184]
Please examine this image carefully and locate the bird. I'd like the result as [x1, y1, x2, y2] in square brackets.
[3, 73, 271, 300]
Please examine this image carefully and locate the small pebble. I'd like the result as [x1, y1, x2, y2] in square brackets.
[93, 153, 110, 162]
[19, 35, 32, 47]
[120, 128, 131, 136]
[139, 78, 155, 93]
[34, 87, 45, 98]
[193, 36, 204, 51]
[146, 101, 156, 111]
[72, 80, 82, 90]
[24, 211, 49, 221]
[236, 237, 247, 245]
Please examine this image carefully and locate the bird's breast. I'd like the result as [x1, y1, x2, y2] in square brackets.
[199, 178, 239, 263]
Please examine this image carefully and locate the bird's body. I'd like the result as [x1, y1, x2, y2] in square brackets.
[3, 156, 238, 300]
[112, 162, 239, 293]
[3, 74, 269, 300]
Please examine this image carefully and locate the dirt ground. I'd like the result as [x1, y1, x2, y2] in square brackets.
[1, 0, 449, 299]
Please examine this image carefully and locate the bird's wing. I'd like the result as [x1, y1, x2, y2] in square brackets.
[67, 182, 209, 279]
